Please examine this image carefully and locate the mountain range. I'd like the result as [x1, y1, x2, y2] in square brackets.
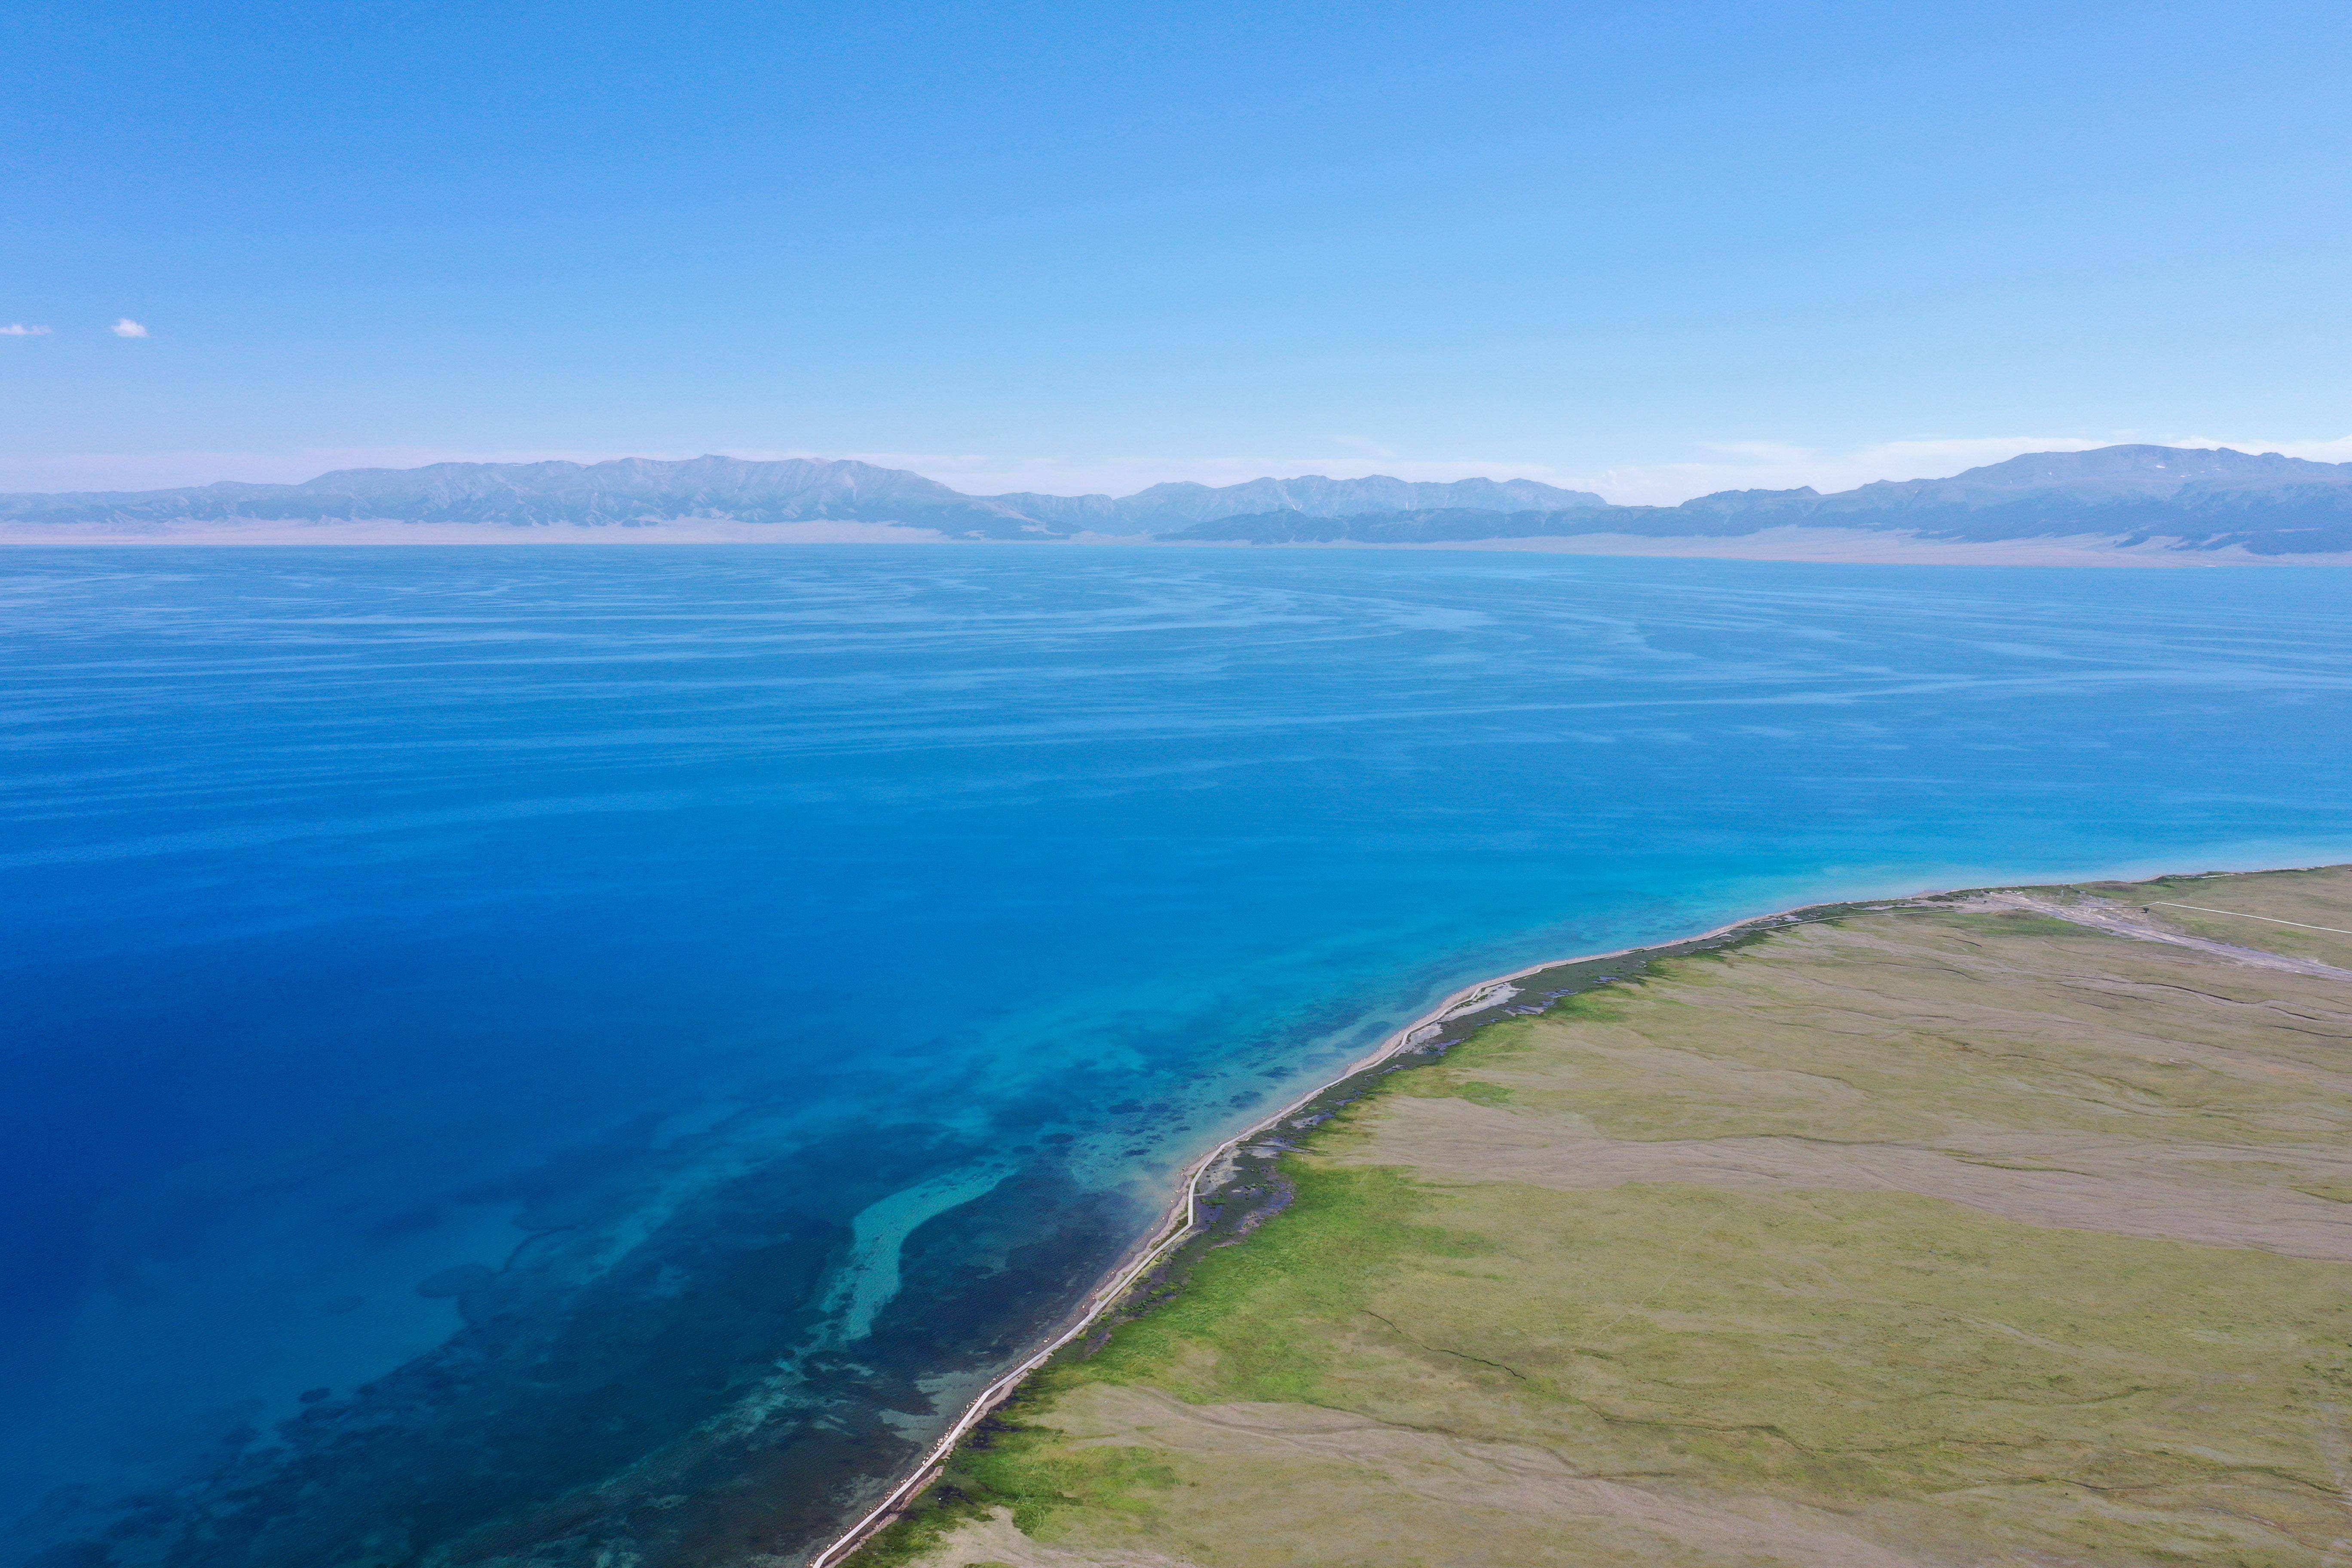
[5, 444, 2349, 555]
[0, 461, 1604, 539]
[1166, 446, 2352, 555]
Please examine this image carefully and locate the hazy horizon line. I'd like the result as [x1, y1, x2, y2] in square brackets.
[5, 431, 2350, 510]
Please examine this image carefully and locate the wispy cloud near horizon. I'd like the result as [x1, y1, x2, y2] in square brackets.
[0, 447, 624, 494]
[110, 318, 149, 338]
[1, 323, 53, 337]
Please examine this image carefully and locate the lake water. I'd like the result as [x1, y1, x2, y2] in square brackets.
[5, 545, 2349, 1567]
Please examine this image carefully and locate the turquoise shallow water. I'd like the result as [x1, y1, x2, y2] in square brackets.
[5, 545, 2351, 1567]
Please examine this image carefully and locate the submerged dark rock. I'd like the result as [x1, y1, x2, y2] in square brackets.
[22, 1131, 1139, 1568]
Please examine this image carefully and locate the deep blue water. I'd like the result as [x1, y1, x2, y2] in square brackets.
[5, 545, 2350, 1567]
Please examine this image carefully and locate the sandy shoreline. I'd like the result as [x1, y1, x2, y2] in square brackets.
[808, 858, 2351, 1567]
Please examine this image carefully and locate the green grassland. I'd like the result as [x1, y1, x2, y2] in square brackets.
[2082, 867, 2352, 971]
[855, 869, 2352, 1568]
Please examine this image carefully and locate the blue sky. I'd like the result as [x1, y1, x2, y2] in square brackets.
[4, 0, 2348, 500]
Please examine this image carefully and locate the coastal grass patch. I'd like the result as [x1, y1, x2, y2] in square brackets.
[845, 1401, 1180, 1567]
[1935, 908, 2088, 937]
[878, 1163, 2352, 1567]
[1367, 1179, 2351, 1499]
[1396, 906, 2352, 1154]
[1076, 1157, 1490, 1406]
[2086, 865, 2352, 969]
[864, 875, 2352, 1567]
[851, 1154, 1470, 1564]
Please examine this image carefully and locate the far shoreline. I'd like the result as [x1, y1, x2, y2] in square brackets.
[4, 525, 2352, 567]
[807, 854, 2352, 1568]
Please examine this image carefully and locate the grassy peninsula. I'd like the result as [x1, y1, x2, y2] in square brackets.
[848, 867, 2352, 1568]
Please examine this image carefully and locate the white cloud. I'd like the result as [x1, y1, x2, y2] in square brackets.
[110, 318, 149, 338]
[1, 323, 52, 337]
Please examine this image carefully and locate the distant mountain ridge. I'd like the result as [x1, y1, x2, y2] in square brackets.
[5, 444, 2349, 554]
[992, 474, 1608, 533]
[0, 456, 1036, 535]
[0, 458, 1604, 539]
[1168, 445, 2352, 555]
